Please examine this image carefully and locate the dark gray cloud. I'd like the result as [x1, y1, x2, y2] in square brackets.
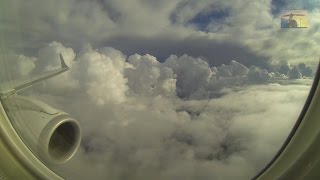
[1, 0, 319, 68]
[105, 34, 272, 69]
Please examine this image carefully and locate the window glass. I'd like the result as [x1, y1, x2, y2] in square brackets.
[0, 1, 318, 179]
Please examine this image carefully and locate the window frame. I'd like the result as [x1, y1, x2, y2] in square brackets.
[254, 62, 320, 180]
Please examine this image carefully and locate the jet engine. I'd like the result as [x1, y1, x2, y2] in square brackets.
[2, 95, 81, 164]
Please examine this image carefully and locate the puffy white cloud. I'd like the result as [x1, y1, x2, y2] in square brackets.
[126, 54, 160, 95]
[125, 54, 177, 97]
[32, 42, 80, 94]
[80, 50, 128, 105]
[164, 54, 212, 98]
[32, 43, 128, 105]
[2, 41, 314, 180]
[2, 54, 37, 80]
[229, 60, 249, 76]
[48, 82, 310, 180]
[15, 55, 37, 76]
[97, 47, 128, 73]
[247, 66, 272, 83]
[215, 60, 249, 77]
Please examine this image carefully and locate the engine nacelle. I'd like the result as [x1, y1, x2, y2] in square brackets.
[2, 95, 81, 164]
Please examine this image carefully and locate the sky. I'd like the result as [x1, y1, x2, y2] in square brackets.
[1, 0, 320, 66]
[0, 0, 319, 180]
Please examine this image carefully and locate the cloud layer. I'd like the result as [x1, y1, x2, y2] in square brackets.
[1, 0, 320, 68]
[3, 42, 312, 180]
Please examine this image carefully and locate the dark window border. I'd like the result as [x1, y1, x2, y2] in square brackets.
[253, 61, 320, 179]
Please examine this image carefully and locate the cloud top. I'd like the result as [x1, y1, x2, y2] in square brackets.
[2, 42, 313, 180]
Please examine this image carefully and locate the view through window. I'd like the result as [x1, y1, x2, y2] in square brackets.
[0, 0, 319, 180]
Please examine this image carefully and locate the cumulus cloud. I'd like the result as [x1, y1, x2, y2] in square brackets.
[78, 49, 128, 105]
[34, 42, 80, 94]
[125, 54, 176, 97]
[25, 42, 312, 102]
[1, 54, 37, 80]
[287, 66, 303, 79]
[48, 82, 310, 180]
[297, 63, 313, 77]
[1, 42, 313, 180]
[29, 42, 128, 105]
[247, 66, 272, 83]
[215, 60, 249, 77]
[163, 54, 212, 98]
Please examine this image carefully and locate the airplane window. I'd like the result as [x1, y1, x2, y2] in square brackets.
[0, 1, 319, 180]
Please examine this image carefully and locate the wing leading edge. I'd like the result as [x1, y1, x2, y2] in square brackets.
[0, 54, 69, 99]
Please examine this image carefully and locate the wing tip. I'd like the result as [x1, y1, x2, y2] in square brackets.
[59, 53, 70, 69]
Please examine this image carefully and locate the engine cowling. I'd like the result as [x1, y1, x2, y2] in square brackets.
[2, 95, 81, 164]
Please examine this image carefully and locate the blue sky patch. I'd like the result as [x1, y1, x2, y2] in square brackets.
[188, 8, 229, 31]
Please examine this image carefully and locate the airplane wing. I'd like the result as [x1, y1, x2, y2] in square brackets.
[0, 54, 69, 99]
[283, 14, 305, 17]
